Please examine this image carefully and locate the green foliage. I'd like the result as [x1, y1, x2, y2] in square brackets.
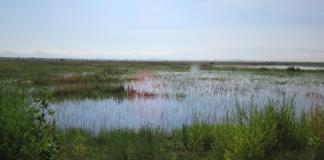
[0, 84, 59, 160]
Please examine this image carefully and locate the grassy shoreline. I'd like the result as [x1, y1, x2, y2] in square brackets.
[58, 102, 324, 160]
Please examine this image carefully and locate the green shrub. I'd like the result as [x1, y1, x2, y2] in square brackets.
[0, 84, 59, 160]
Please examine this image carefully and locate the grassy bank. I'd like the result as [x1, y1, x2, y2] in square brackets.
[58, 103, 324, 160]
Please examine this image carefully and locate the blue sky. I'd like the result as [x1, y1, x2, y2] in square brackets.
[0, 0, 324, 61]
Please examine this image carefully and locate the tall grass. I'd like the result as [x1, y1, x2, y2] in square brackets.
[58, 102, 324, 160]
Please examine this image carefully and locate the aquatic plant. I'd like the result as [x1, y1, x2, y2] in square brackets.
[56, 102, 324, 160]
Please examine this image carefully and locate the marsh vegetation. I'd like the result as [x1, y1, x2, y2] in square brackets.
[1, 58, 324, 159]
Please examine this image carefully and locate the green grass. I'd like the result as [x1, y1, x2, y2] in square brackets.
[57, 103, 324, 160]
[0, 58, 190, 100]
[199, 63, 324, 77]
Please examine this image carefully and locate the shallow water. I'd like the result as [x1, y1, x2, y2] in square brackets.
[214, 65, 324, 70]
[52, 66, 324, 131]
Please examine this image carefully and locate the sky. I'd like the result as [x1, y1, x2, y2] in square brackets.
[0, 0, 324, 61]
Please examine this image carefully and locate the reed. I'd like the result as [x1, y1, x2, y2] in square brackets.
[58, 103, 324, 160]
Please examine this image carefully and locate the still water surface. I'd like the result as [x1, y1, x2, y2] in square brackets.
[52, 66, 324, 131]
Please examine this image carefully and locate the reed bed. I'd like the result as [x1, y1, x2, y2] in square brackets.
[58, 103, 324, 160]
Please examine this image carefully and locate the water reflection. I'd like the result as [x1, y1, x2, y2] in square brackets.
[52, 68, 324, 131]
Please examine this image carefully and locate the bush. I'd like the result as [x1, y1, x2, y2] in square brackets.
[0, 84, 59, 160]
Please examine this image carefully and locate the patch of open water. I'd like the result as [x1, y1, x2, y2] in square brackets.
[51, 66, 324, 131]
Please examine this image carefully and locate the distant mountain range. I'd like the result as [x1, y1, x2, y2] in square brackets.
[0, 51, 58, 58]
[1, 47, 324, 62]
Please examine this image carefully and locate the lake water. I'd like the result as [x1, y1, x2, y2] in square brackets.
[52, 66, 324, 131]
[214, 65, 324, 71]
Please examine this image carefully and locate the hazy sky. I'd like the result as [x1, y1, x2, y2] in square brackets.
[1, 0, 324, 61]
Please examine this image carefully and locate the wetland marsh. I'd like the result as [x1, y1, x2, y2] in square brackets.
[1, 58, 324, 160]
[53, 65, 324, 130]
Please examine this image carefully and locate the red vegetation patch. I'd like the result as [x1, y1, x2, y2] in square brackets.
[127, 69, 160, 100]
[127, 87, 157, 100]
